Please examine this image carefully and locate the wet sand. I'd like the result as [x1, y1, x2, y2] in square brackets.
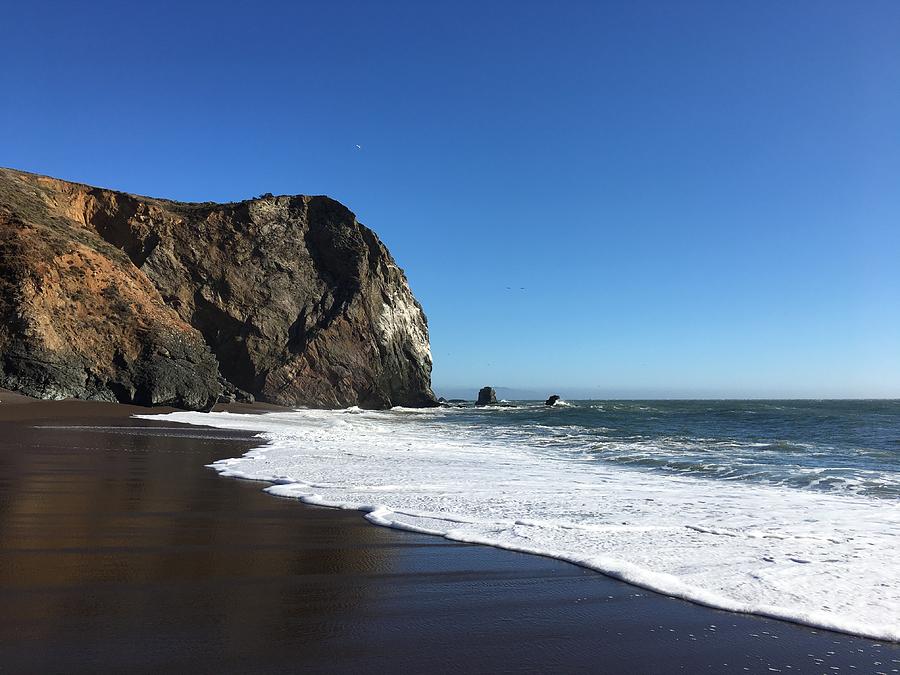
[1, 395, 896, 673]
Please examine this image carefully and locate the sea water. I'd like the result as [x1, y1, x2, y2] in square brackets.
[140, 400, 900, 641]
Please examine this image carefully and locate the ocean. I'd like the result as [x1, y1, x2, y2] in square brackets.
[143, 399, 900, 642]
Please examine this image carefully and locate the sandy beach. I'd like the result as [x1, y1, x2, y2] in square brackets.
[1, 393, 896, 673]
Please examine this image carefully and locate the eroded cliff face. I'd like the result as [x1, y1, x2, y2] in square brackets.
[0, 168, 436, 409]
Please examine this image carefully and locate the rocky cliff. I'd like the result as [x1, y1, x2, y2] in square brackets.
[0, 168, 436, 409]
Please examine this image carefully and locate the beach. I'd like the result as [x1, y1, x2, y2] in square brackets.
[1, 393, 896, 673]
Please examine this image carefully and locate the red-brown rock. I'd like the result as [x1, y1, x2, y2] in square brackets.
[0, 168, 436, 410]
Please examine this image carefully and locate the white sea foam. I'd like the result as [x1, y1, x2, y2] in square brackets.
[138, 407, 900, 642]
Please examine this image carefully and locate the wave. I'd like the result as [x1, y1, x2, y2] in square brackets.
[136, 408, 900, 642]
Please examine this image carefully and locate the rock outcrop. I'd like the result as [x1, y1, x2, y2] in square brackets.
[0, 168, 437, 410]
[476, 386, 497, 406]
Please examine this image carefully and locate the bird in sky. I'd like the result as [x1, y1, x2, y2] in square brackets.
[355, 144, 362, 149]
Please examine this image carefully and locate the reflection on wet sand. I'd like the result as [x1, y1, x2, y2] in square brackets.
[0, 416, 391, 669]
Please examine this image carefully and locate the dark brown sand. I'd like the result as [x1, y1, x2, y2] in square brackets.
[0, 393, 896, 673]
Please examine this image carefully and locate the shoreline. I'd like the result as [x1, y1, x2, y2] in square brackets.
[154, 403, 900, 644]
[1, 394, 896, 672]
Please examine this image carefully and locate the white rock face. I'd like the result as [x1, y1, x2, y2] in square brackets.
[376, 265, 432, 366]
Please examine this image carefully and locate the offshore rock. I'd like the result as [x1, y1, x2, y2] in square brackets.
[0, 168, 437, 410]
[476, 386, 497, 406]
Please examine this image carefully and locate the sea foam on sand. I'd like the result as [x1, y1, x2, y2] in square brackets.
[139, 407, 900, 642]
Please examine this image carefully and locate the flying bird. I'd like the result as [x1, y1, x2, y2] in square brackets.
[355, 144, 362, 149]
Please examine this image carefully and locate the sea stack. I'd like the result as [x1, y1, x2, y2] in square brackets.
[0, 168, 437, 410]
[476, 386, 497, 406]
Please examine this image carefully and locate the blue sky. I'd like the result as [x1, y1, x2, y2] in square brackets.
[3, 1, 898, 398]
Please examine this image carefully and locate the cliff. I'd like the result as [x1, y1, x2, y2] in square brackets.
[0, 168, 436, 410]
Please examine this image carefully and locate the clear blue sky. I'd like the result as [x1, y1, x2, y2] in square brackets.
[3, 1, 898, 398]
